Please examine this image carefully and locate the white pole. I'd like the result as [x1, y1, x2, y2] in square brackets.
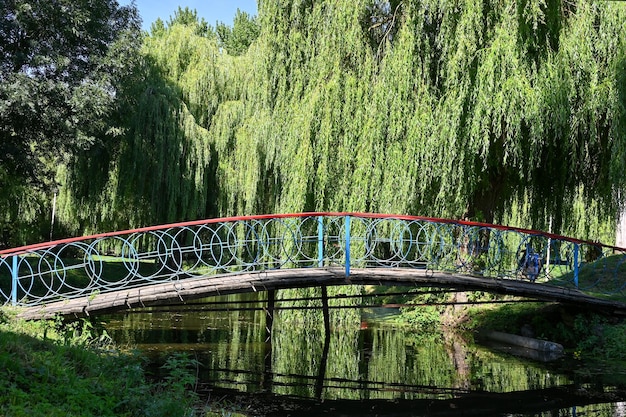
[546, 216, 552, 275]
[50, 191, 57, 241]
[617, 192, 626, 248]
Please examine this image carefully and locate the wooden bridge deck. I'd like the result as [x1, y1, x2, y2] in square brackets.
[17, 267, 626, 320]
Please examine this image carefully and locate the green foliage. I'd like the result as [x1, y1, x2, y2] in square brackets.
[0, 317, 146, 416]
[113, 0, 624, 236]
[62, 22, 218, 230]
[52, 317, 113, 348]
[159, 353, 200, 399]
[594, 322, 626, 361]
[167, 7, 213, 37]
[571, 314, 626, 362]
[465, 302, 557, 338]
[0, 0, 142, 246]
[398, 306, 441, 332]
[217, 9, 260, 56]
[5, 0, 626, 248]
[0, 310, 226, 417]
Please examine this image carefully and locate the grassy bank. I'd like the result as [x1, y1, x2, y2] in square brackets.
[460, 300, 626, 363]
[382, 284, 626, 363]
[0, 308, 246, 417]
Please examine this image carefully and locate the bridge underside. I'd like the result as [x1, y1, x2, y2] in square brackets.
[17, 268, 626, 320]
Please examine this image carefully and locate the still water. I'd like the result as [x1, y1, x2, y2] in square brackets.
[103, 292, 626, 416]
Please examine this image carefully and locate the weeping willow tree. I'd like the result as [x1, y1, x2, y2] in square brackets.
[60, 23, 222, 231]
[366, 0, 625, 235]
[248, 0, 625, 238]
[58, 0, 626, 244]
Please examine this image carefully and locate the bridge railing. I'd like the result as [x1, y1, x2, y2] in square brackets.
[1, 213, 625, 306]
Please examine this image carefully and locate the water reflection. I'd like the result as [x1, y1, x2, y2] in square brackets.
[103, 292, 626, 416]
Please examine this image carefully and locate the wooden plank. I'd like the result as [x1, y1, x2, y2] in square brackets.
[17, 267, 626, 320]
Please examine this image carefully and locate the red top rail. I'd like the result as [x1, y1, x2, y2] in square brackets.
[0, 212, 620, 257]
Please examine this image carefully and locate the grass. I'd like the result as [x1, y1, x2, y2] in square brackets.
[0, 307, 242, 417]
[549, 254, 626, 299]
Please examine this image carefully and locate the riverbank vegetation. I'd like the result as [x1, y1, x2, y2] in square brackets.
[463, 301, 626, 363]
[0, 308, 246, 417]
[382, 283, 626, 364]
[399, 292, 626, 376]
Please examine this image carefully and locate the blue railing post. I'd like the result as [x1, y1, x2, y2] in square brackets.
[317, 216, 324, 268]
[345, 215, 351, 277]
[573, 243, 579, 289]
[11, 256, 18, 306]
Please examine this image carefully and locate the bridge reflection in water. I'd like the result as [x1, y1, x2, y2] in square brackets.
[1, 213, 626, 317]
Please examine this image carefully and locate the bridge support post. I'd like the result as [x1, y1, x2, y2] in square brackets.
[11, 256, 18, 306]
[316, 286, 331, 399]
[264, 289, 275, 342]
[321, 286, 330, 338]
[262, 289, 275, 392]
[573, 244, 579, 289]
[261, 290, 276, 392]
[345, 215, 351, 277]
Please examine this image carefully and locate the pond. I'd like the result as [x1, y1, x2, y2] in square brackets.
[103, 290, 626, 416]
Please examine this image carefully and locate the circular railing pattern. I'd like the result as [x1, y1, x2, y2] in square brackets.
[1, 213, 625, 306]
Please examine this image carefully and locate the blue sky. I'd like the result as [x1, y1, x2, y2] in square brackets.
[119, 0, 258, 31]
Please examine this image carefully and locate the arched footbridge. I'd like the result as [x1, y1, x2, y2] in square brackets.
[2, 213, 626, 319]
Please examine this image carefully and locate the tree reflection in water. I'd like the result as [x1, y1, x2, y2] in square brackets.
[103, 292, 626, 416]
